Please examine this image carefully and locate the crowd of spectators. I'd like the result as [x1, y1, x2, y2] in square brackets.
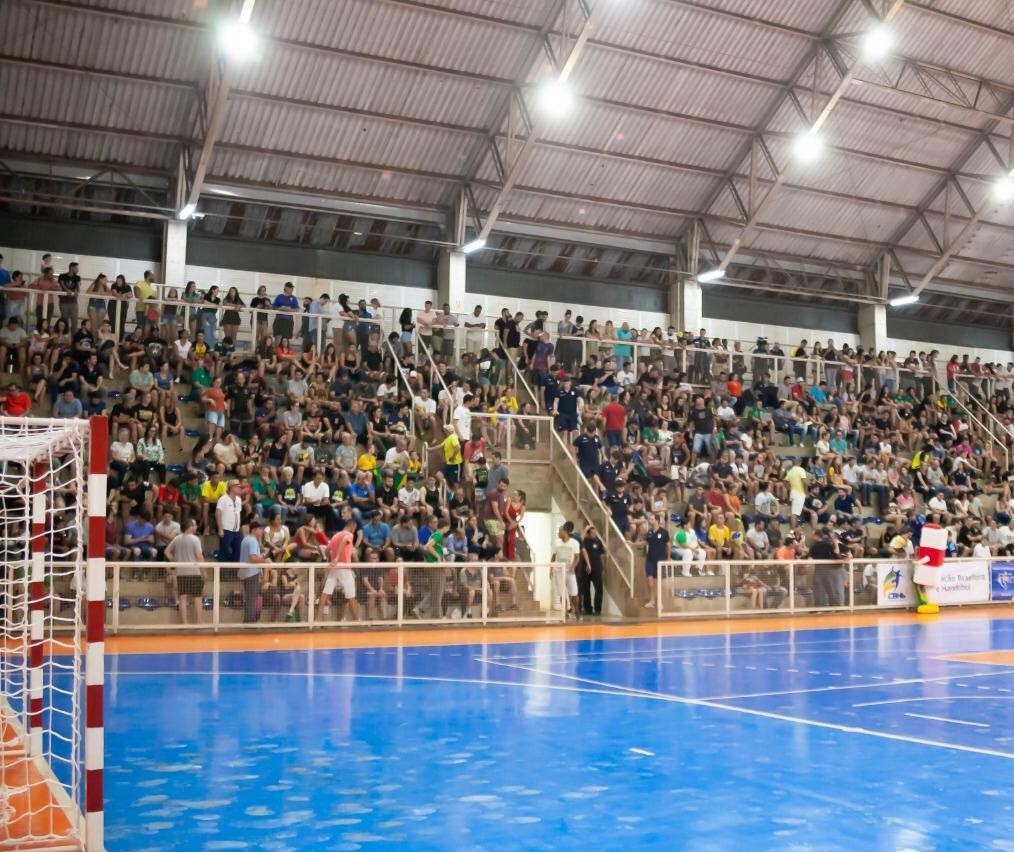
[0, 252, 1012, 619]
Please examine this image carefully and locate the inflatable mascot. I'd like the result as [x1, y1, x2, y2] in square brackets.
[913, 522, 946, 615]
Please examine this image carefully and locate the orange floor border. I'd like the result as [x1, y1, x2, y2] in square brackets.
[942, 649, 1014, 667]
[103, 608, 1014, 655]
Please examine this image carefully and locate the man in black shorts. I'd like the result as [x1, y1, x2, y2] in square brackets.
[165, 517, 206, 624]
[552, 376, 583, 444]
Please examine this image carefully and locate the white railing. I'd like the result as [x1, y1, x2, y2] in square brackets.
[87, 560, 567, 632]
[655, 556, 1012, 617]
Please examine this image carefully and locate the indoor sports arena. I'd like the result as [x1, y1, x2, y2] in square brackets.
[1, 0, 1014, 849]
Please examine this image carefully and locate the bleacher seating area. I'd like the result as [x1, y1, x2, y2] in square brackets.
[0, 264, 1012, 620]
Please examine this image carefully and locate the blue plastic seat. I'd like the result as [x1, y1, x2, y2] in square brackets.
[184, 427, 201, 438]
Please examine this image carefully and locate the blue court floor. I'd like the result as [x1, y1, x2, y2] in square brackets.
[104, 616, 1014, 850]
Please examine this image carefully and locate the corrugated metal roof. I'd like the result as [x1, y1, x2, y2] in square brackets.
[219, 100, 475, 177]
[1, 0, 1013, 307]
[255, 0, 535, 80]
[0, 64, 194, 138]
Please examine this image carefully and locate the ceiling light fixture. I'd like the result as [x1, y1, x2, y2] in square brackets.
[888, 293, 919, 307]
[994, 176, 1014, 203]
[861, 24, 894, 61]
[219, 19, 259, 62]
[462, 238, 486, 254]
[793, 131, 824, 164]
[177, 203, 197, 220]
[696, 268, 725, 283]
[536, 79, 575, 116]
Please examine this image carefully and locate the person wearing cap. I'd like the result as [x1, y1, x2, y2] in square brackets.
[216, 479, 244, 564]
[271, 281, 299, 341]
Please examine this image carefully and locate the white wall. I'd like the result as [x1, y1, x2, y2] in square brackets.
[1, 245, 161, 286]
[4, 245, 1010, 364]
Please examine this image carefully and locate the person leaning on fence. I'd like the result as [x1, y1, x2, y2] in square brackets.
[809, 527, 846, 608]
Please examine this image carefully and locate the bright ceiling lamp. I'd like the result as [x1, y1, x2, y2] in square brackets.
[696, 268, 725, 283]
[461, 238, 486, 254]
[177, 202, 197, 220]
[861, 24, 894, 61]
[537, 79, 575, 116]
[219, 19, 259, 62]
[888, 293, 919, 307]
[793, 130, 824, 164]
[994, 176, 1014, 202]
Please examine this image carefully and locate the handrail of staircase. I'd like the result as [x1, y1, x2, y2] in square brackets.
[385, 337, 420, 438]
[548, 427, 635, 595]
[503, 347, 542, 414]
[950, 380, 1011, 469]
[934, 376, 1011, 470]
[415, 335, 455, 425]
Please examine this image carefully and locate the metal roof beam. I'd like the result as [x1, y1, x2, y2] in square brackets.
[462, 0, 605, 246]
[178, 0, 256, 216]
[703, 0, 906, 277]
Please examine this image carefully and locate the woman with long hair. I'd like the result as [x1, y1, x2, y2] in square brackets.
[182, 280, 202, 337]
[200, 285, 221, 346]
[86, 274, 110, 331]
[221, 286, 244, 345]
[503, 489, 526, 561]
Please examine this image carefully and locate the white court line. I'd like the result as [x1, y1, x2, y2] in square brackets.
[481, 623, 1014, 662]
[699, 670, 1014, 701]
[854, 696, 1014, 708]
[478, 660, 1014, 762]
[904, 713, 989, 729]
[628, 748, 655, 756]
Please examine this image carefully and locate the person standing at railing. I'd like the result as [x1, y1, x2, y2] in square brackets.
[305, 292, 329, 353]
[238, 520, 268, 623]
[415, 299, 438, 353]
[198, 285, 221, 345]
[552, 376, 583, 445]
[221, 286, 244, 346]
[436, 303, 458, 358]
[31, 266, 59, 324]
[56, 261, 81, 330]
[133, 270, 157, 335]
[464, 304, 486, 356]
[271, 281, 299, 342]
[85, 274, 110, 332]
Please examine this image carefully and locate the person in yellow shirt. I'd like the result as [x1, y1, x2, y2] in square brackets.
[357, 448, 378, 478]
[708, 511, 733, 558]
[441, 424, 463, 485]
[784, 459, 809, 528]
[134, 270, 157, 334]
[199, 471, 227, 534]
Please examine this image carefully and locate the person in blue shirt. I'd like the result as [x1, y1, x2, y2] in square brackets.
[52, 388, 83, 419]
[0, 254, 11, 286]
[271, 281, 299, 341]
[809, 381, 828, 405]
[361, 511, 391, 552]
[124, 511, 156, 560]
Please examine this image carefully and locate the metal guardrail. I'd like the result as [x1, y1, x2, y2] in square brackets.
[65, 560, 568, 632]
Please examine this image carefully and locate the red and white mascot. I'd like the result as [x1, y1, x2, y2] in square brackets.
[913, 523, 946, 615]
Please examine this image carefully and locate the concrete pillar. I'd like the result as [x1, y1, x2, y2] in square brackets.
[162, 219, 188, 286]
[437, 249, 467, 314]
[669, 222, 702, 332]
[858, 303, 887, 354]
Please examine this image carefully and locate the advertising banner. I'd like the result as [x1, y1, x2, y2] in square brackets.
[876, 561, 914, 608]
[991, 561, 1014, 602]
[934, 560, 991, 605]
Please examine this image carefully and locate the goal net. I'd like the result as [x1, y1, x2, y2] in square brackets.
[0, 416, 106, 851]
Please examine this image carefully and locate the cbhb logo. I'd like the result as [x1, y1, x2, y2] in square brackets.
[882, 568, 906, 600]
[991, 563, 1014, 602]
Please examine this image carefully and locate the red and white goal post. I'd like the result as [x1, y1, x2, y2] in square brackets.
[0, 415, 106, 851]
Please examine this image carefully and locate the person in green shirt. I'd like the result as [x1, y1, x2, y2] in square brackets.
[190, 363, 212, 401]
[250, 467, 277, 519]
[422, 517, 451, 619]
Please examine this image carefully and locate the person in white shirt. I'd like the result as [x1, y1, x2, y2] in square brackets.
[216, 480, 243, 563]
[384, 437, 410, 472]
[551, 521, 582, 619]
[414, 387, 438, 435]
[672, 521, 706, 576]
[398, 479, 423, 517]
[300, 469, 331, 526]
[452, 393, 474, 441]
[716, 398, 736, 423]
[415, 300, 438, 351]
[745, 519, 771, 560]
[464, 305, 486, 355]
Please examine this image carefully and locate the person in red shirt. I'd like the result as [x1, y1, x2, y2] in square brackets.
[321, 520, 358, 621]
[602, 397, 627, 447]
[2, 381, 31, 417]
